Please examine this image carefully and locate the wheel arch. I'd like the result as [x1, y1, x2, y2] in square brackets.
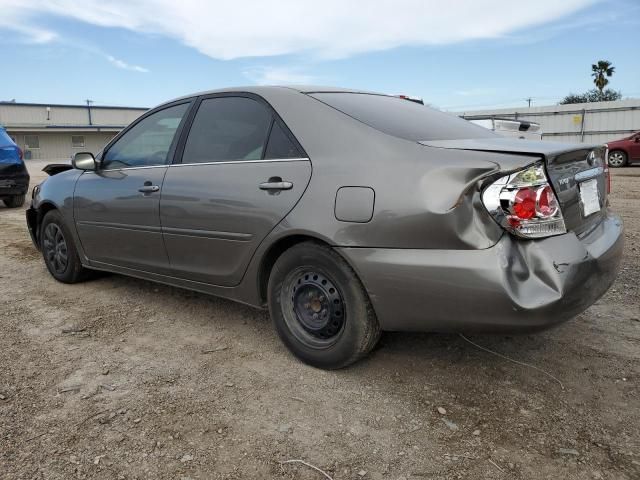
[32, 201, 60, 245]
[257, 233, 367, 305]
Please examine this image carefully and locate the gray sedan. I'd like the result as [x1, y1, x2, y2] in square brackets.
[26, 86, 623, 369]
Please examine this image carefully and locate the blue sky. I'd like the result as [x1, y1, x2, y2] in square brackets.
[0, 0, 638, 111]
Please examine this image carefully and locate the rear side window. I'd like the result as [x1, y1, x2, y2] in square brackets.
[309, 93, 496, 141]
[182, 97, 273, 163]
[264, 121, 301, 159]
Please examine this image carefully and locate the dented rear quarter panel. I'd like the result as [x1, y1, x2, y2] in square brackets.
[258, 88, 537, 251]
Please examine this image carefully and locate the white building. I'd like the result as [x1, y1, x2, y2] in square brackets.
[0, 102, 148, 162]
[456, 98, 640, 145]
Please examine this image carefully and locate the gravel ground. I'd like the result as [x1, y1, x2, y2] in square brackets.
[1, 160, 638, 480]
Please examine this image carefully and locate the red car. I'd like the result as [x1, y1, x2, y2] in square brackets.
[607, 131, 640, 167]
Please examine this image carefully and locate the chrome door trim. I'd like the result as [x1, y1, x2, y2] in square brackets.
[95, 157, 310, 172]
[169, 157, 310, 168]
[89, 164, 169, 173]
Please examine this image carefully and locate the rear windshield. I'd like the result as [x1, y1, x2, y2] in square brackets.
[309, 93, 496, 142]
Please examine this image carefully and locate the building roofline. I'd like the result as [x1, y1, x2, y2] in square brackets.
[0, 101, 148, 111]
[5, 124, 127, 129]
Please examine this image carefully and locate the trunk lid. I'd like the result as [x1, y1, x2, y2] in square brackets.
[420, 138, 609, 237]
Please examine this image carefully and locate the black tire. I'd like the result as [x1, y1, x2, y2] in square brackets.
[40, 210, 90, 283]
[3, 194, 25, 208]
[608, 150, 627, 168]
[268, 242, 380, 369]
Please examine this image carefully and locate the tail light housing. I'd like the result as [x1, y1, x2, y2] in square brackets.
[17, 146, 23, 161]
[482, 162, 566, 239]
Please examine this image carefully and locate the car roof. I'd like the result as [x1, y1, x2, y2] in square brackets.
[158, 85, 386, 108]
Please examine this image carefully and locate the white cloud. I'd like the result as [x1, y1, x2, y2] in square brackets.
[0, 0, 595, 60]
[106, 55, 149, 73]
[243, 66, 316, 85]
[0, 1, 57, 44]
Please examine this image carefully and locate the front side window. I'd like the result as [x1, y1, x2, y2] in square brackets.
[182, 97, 272, 164]
[25, 135, 40, 149]
[102, 103, 189, 169]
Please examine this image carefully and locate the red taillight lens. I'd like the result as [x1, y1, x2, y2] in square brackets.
[17, 147, 23, 160]
[482, 162, 566, 239]
[536, 185, 559, 217]
[513, 187, 536, 219]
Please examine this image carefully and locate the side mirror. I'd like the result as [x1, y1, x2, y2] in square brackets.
[72, 152, 96, 171]
[635, 136, 640, 143]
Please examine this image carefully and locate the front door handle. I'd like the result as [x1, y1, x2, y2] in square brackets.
[138, 185, 160, 193]
[259, 178, 293, 191]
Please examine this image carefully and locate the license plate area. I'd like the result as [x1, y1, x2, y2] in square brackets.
[579, 178, 601, 217]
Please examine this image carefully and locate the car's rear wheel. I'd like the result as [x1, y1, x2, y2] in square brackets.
[3, 194, 25, 208]
[608, 150, 627, 168]
[41, 210, 90, 283]
[268, 242, 380, 369]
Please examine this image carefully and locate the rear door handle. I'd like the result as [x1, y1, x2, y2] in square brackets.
[138, 185, 160, 193]
[259, 181, 293, 191]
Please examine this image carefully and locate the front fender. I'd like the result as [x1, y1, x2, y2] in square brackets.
[28, 169, 86, 260]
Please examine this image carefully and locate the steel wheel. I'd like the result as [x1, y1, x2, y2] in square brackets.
[608, 151, 627, 168]
[43, 223, 68, 275]
[284, 269, 346, 348]
[268, 242, 381, 369]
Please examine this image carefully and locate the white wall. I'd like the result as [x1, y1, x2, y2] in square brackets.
[10, 132, 116, 162]
[0, 104, 146, 128]
[456, 99, 640, 145]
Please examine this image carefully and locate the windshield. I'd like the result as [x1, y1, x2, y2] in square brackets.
[309, 92, 496, 142]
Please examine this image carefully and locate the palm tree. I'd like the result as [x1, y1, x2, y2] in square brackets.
[591, 60, 615, 95]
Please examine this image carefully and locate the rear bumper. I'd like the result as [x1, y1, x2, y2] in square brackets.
[337, 212, 624, 332]
[0, 173, 29, 197]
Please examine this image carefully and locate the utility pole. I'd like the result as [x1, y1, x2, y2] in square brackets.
[86, 99, 93, 126]
[526, 97, 532, 108]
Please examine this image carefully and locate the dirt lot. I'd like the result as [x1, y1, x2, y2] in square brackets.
[1, 160, 638, 480]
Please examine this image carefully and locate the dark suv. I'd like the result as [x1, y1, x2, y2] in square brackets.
[0, 127, 29, 208]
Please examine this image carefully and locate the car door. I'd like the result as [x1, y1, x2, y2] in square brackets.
[160, 94, 311, 286]
[74, 101, 191, 273]
[629, 133, 640, 161]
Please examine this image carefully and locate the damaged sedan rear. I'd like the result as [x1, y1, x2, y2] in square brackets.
[26, 87, 623, 369]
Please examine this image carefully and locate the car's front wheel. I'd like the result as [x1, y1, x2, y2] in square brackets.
[40, 210, 90, 283]
[268, 242, 380, 369]
[608, 150, 627, 168]
[3, 194, 25, 208]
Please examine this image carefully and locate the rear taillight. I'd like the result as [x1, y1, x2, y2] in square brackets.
[17, 147, 23, 161]
[482, 162, 566, 239]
